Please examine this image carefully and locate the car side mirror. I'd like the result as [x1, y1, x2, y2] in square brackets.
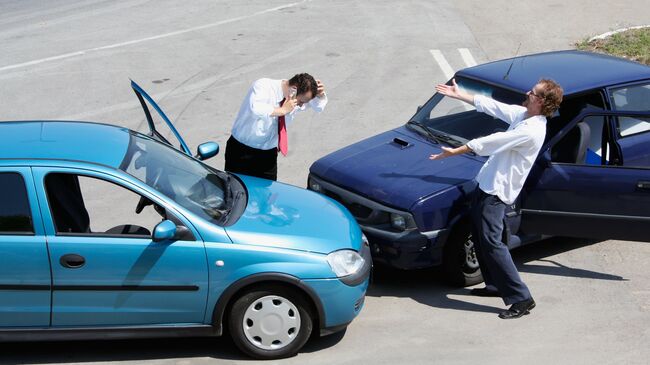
[196, 142, 219, 161]
[152, 220, 177, 242]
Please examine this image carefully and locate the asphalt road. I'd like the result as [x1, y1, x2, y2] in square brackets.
[1, 1, 650, 364]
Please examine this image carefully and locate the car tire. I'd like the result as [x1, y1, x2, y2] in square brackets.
[228, 285, 313, 360]
[442, 228, 484, 287]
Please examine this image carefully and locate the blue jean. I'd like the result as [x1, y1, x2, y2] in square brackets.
[471, 189, 531, 305]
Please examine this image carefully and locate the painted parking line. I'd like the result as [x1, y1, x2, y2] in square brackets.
[0, 0, 312, 73]
[429, 49, 455, 81]
[431, 48, 478, 110]
[458, 48, 477, 67]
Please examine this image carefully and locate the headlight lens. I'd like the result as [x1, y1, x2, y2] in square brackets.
[390, 213, 406, 231]
[308, 177, 323, 193]
[327, 250, 365, 277]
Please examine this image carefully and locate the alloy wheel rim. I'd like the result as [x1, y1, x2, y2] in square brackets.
[242, 295, 301, 350]
[464, 238, 480, 271]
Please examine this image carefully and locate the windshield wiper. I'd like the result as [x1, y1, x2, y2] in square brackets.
[430, 131, 465, 146]
[406, 120, 441, 144]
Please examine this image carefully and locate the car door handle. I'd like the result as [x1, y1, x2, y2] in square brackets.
[637, 181, 650, 190]
[60, 254, 86, 269]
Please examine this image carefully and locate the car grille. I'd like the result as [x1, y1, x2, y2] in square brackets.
[323, 190, 374, 220]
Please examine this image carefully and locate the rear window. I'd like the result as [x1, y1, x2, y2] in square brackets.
[0, 173, 34, 234]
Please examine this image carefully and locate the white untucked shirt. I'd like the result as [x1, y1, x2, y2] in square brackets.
[230, 78, 328, 150]
[466, 95, 547, 205]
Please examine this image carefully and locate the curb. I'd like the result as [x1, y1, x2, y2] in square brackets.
[588, 25, 650, 42]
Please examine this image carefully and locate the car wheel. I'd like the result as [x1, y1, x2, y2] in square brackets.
[228, 286, 313, 360]
[442, 229, 483, 287]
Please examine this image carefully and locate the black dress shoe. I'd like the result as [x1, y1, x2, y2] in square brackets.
[498, 298, 536, 319]
[470, 287, 501, 297]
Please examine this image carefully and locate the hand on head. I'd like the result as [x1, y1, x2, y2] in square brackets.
[316, 79, 326, 97]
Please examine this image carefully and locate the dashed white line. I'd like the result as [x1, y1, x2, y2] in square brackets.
[429, 49, 455, 81]
[458, 48, 477, 67]
[0, 0, 311, 73]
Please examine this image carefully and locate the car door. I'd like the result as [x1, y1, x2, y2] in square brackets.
[32, 166, 209, 327]
[131, 80, 192, 156]
[0, 167, 51, 327]
[520, 108, 650, 242]
[608, 81, 650, 167]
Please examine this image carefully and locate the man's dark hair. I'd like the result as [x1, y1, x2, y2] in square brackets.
[288, 73, 318, 98]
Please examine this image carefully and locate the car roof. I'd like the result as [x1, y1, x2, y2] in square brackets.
[0, 121, 131, 168]
[456, 50, 650, 96]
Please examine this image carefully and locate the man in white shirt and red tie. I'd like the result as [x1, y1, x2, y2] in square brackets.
[430, 78, 563, 319]
[225, 73, 327, 181]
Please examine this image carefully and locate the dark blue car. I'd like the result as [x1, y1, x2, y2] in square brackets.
[309, 50, 650, 286]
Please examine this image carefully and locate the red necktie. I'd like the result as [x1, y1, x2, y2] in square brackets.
[278, 98, 288, 156]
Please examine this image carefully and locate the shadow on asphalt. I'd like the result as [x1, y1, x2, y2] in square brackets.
[367, 236, 626, 312]
[0, 327, 346, 364]
[514, 237, 626, 281]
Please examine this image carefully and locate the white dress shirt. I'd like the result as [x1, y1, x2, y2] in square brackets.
[466, 95, 547, 205]
[230, 78, 328, 150]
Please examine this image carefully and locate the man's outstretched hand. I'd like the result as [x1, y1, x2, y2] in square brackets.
[429, 146, 456, 160]
[435, 78, 461, 98]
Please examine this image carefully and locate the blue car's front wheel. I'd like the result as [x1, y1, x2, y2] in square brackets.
[228, 286, 314, 359]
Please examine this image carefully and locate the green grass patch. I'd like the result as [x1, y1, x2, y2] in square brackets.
[576, 27, 650, 65]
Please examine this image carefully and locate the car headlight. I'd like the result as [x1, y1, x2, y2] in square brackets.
[327, 249, 365, 277]
[308, 177, 323, 193]
[390, 213, 407, 231]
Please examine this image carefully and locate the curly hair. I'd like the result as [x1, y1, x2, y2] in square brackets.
[288, 73, 318, 98]
[537, 79, 564, 118]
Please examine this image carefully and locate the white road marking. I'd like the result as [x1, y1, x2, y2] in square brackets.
[429, 49, 455, 81]
[430, 49, 477, 111]
[458, 48, 477, 67]
[0, 0, 311, 73]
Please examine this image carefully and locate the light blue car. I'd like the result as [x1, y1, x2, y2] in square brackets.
[0, 81, 370, 360]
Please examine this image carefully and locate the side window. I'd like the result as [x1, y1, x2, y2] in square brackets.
[0, 173, 34, 234]
[610, 83, 650, 137]
[45, 173, 174, 237]
[551, 115, 611, 166]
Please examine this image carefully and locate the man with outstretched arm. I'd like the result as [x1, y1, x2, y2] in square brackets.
[430, 78, 563, 319]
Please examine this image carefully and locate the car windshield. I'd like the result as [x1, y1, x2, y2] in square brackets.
[119, 132, 231, 225]
[408, 77, 525, 145]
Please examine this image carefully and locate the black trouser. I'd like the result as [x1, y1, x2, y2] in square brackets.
[224, 136, 278, 181]
[471, 189, 531, 305]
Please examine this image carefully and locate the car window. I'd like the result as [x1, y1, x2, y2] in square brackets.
[551, 115, 611, 165]
[45, 173, 177, 238]
[0, 173, 33, 234]
[611, 83, 650, 137]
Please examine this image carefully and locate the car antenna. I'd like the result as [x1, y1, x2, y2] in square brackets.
[503, 42, 522, 80]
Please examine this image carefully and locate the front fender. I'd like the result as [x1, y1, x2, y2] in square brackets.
[209, 272, 327, 334]
[203, 242, 334, 330]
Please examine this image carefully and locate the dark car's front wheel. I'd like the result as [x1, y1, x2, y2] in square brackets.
[442, 229, 483, 287]
[228, 286, 313, 360]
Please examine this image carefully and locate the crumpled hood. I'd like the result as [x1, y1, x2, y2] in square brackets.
[310, 126, 484, 210]
[224, 175, 363, 254]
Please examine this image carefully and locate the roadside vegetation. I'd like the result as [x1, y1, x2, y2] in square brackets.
[576, 27, 650, 65]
